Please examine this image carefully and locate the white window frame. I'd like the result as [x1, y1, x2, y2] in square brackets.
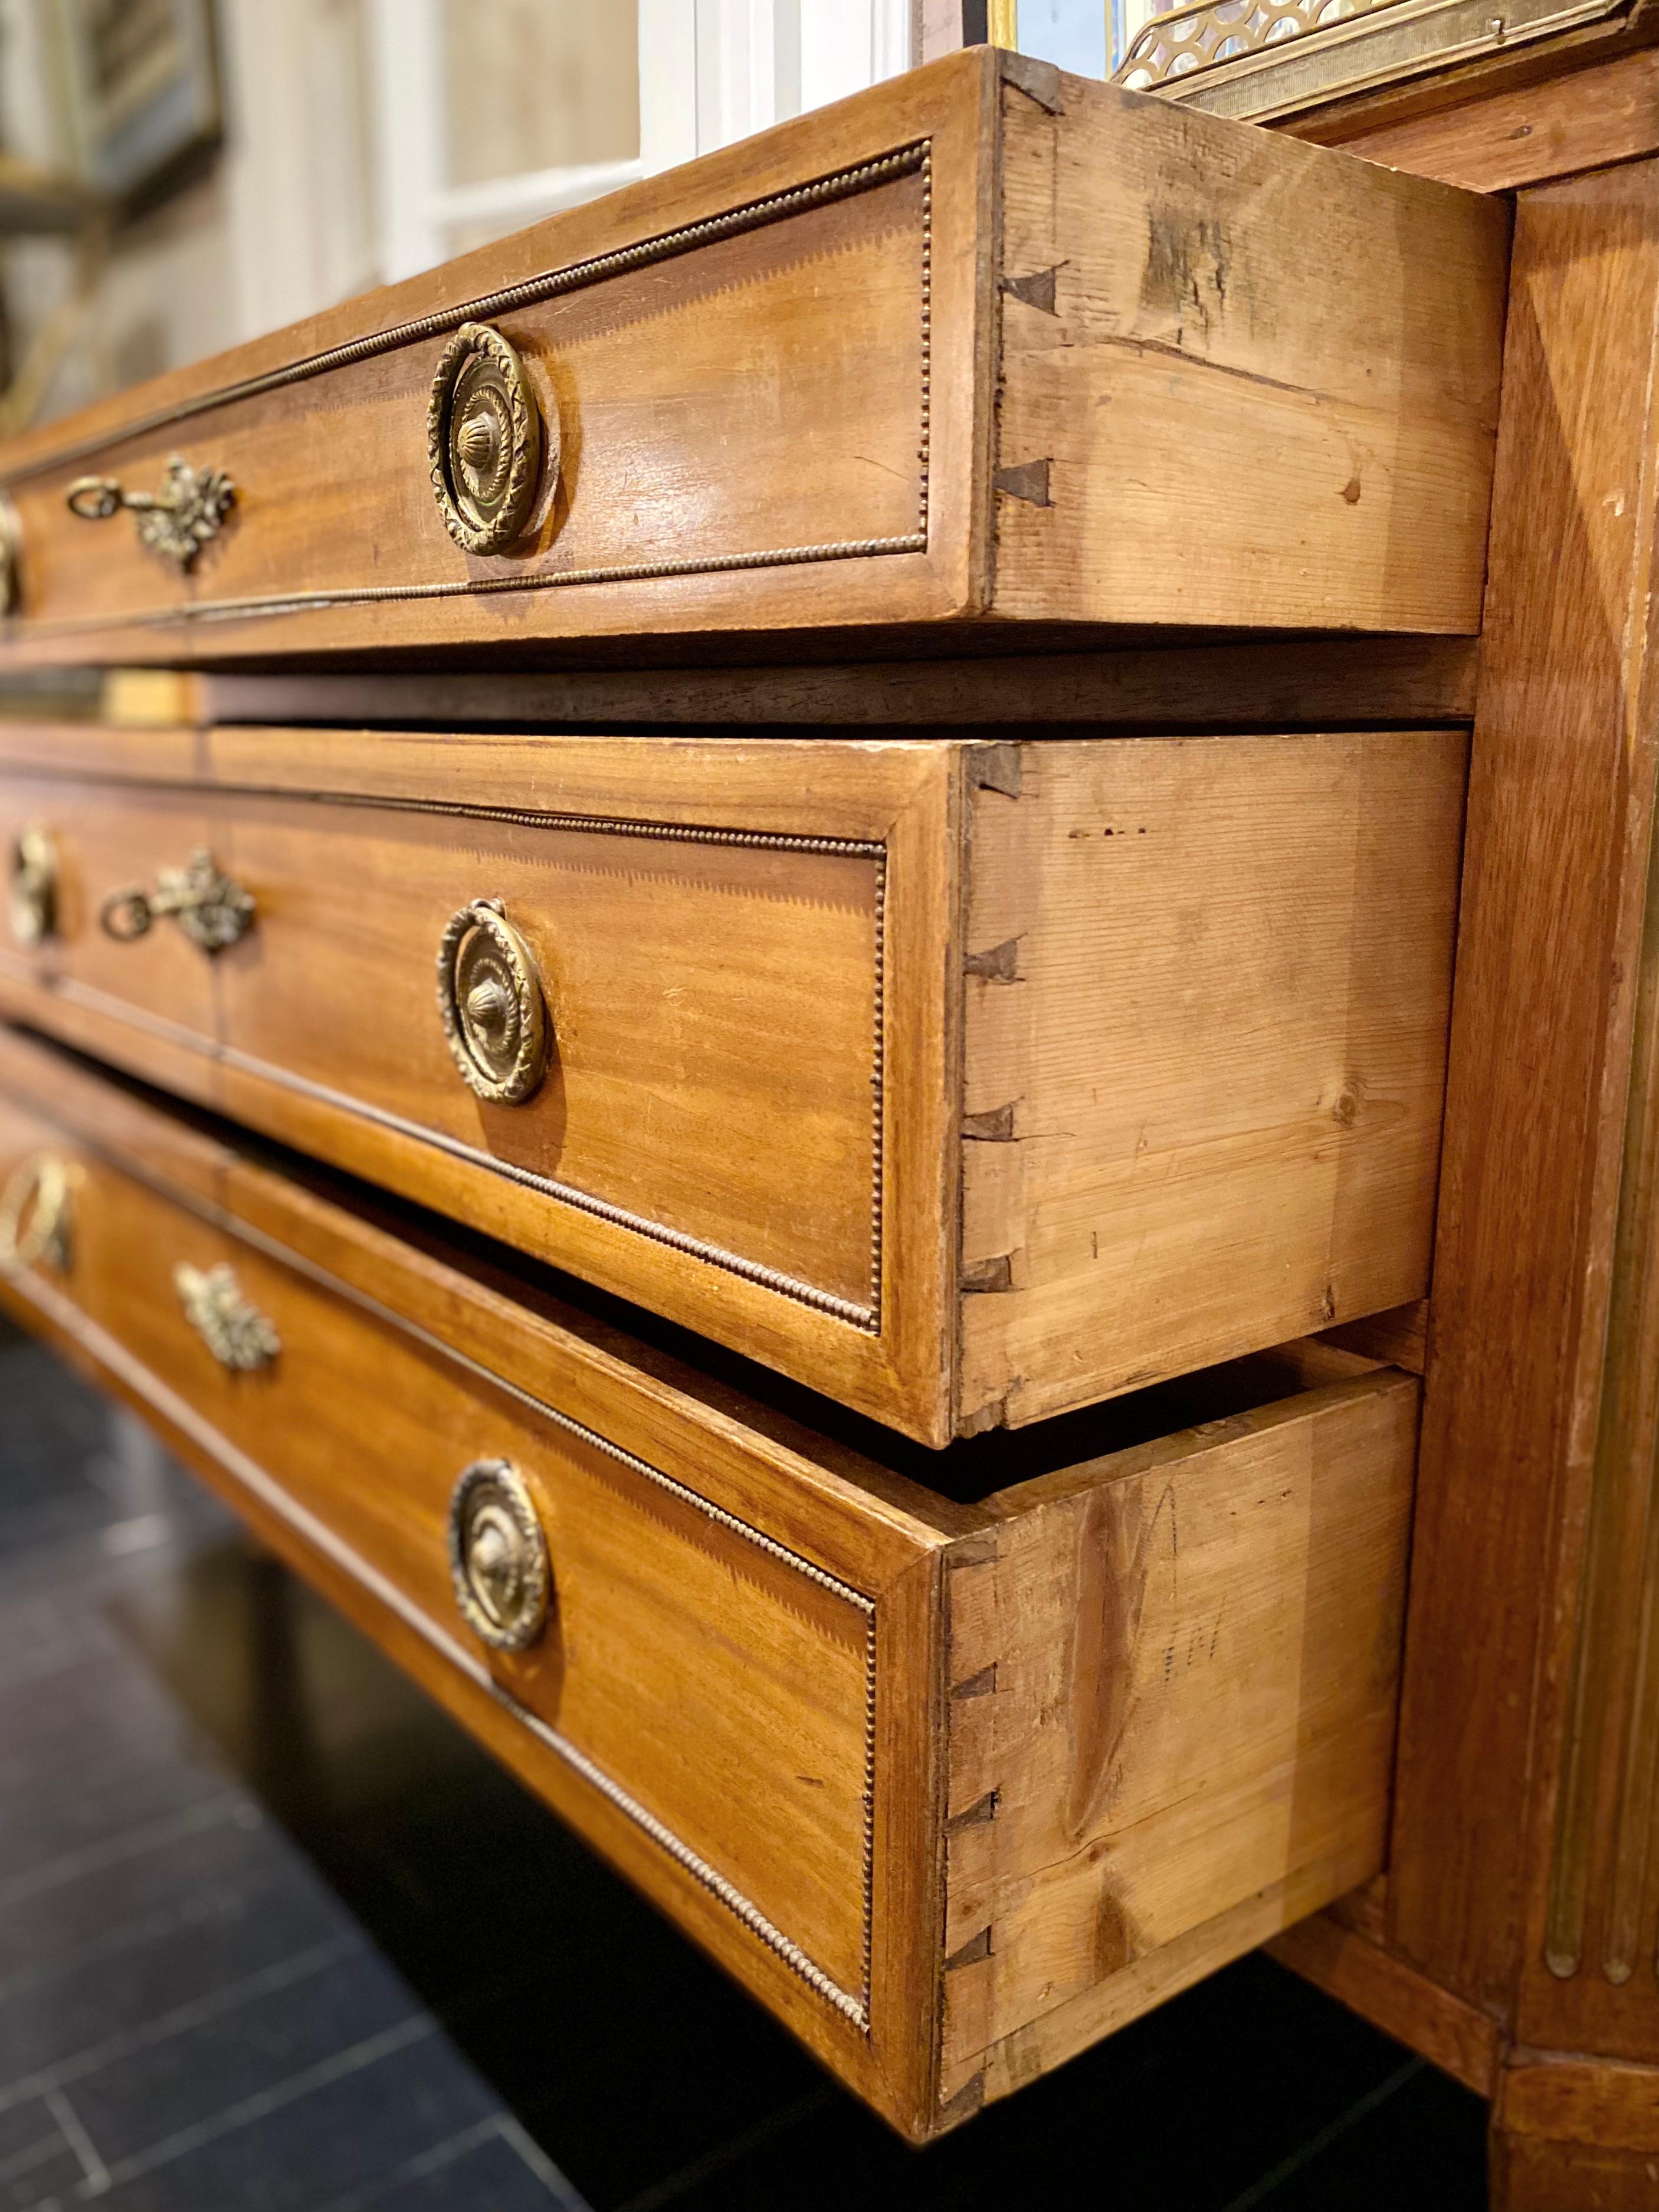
[367, 0, 647, 283]
[366, 0, 915, 284]
[638, 2, 914, 178]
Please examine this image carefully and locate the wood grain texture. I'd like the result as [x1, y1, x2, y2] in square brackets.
[1267, 1912, 1503, 2095]
[1509, 170, 1659, 2068]
[0, 1023, 1421, 2139]
[0, 51, 1505, 666]
[1387, 162, 1659, 2043]
[0, 728, 962, 1443]
[1493, 2055, 1659, 2209]
[937, 1371, 1418, 2111]
[0, 1024, 953, 2135]
[0, 723, 1464, 1443]
[992, 70, 1509, 635]
[202, 634, 1480, 734]
[959, 734, 1466, 1427]
[1491, 2130, 1659, 2212]
[1317, 1300, 1430, 1375]
[1324, 47, 1659, 193]
[1503, 2055, 1659, 2153]
[1280, 14, 1659, 161]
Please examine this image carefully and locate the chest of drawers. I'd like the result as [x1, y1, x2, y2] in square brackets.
[0, 40, 1504, 2157]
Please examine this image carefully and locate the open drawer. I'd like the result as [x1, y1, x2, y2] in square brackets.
[0, 720, 1465, 1443]
[0, 49, 1506, 667]
[0, 1023, 1417, 2140]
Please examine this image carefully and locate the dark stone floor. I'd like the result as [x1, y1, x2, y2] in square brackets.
[0, 1314, 1491, 2209]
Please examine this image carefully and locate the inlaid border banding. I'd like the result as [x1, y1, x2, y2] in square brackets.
[2, 773, 890, 1330]
[4, 142, 934, 636]
[2, 1192, 880, 2029]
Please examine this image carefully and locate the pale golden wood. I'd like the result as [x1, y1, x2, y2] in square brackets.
[0, 52, 1506, 667]
[959, 733, 1467, 1427]
[991, 67, 1509, 635]
[0, 723, 1464, 1442]
[937, 1372, 1417, 2108]
[0, 1023, 1421, 2138]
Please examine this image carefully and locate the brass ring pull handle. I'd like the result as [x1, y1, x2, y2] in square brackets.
[0, 1153, 74, 1273]
[65, 455, 235, 572]
[8, 824, 57, 945]
[427, 323, 546, 554]
[435, 898, 549, 1105]
[100, 849, 254, 953]
[448, 1459, 550, 1652]
[174, 1262, 280, 1371]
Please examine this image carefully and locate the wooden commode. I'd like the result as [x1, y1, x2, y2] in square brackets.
[0, 41, 1519, 2165]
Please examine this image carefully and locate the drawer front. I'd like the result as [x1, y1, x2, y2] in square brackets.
[0, 1025, 1417, 2139]
[0, 53, 1505, 666]
[0, 1077, 946, 2122]
[0, 731, 960, 1437]
[8, 160, 930, 643]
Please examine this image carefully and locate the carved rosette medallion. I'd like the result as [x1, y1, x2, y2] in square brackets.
[435, 898, 550, 1105]
[427, 321, 546, 555]
[448, 1459, 551, 1652]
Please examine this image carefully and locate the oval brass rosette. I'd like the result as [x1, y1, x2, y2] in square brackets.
[448, 1459, 551, 1653]
[427, 320, 546, 555]
[435, 897, 550, 1105]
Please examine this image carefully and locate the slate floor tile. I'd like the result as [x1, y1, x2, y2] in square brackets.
[67, 1945, 422, 2167]
[0, 1800, 285, 1986]
[0, 1747, 231, 1892]
[69, 2024, 500, 2212]
[0, 2099, 83, 2208]
[0, 1857, 354, 2090]
[317, 2121, 589, 2212]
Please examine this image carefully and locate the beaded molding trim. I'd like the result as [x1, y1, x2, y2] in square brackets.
[11, 1215, 879, 2030]
[33, 789, 890, 1332]
[8, 142, 933, 634]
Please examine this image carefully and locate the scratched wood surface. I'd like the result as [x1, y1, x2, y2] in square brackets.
[937, 1361, 1418, 2115]
[959, 733, 1467, 1429]
[0, 50, 1504, 667]
[0, 1022, 1421, 2139]
[992, 61, 1509, 635]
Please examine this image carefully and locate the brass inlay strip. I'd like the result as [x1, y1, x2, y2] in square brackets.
[18, 534, 931, 639]
[1114, 0, 1627, 120]
[4, 142, 933, 632]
